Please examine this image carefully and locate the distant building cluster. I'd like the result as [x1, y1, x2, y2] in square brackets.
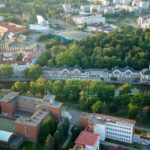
[0, 22, 37, 51]
[43, 66, 150, 83]
[0, 22, 41, 75]
[63, 0, 150, 32]
[0, 50, 40, 76]
[137, 16, 150, 30]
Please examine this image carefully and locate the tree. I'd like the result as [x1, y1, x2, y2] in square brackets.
[0, 64, 13, 78]
[39, 116, 55, 144]
[89, 81, 105, 99]
[52, 80, 64, 100]
[63, 80, 81, 102]
[119, 83, 132, 95]
[83, 95, 98, 111]
[0, 84, 3, 91]
[33, 77, 47, 95]
[12, 81, 28, 94]
[92, 101, 103, 113]
[140, 106, 150, 124]
[45, 134, 54, 150]
[30, 81, 37, 95]
[16, 53, 24, 61]
[128, 103, 138, 119]
[47, 80, 53, 93]
[53, 117, 70, 150]
[53, 130, 61, 150]
[38, 50, 51, 66]
[24, 65, 42, 79]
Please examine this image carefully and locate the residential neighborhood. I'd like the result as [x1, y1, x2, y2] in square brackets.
[0, 0, 149, 150]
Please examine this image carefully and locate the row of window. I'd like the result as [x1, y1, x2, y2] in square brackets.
[107, 135, 131, 143]
[106, 127, 131, 134]
[106, 131, 131, 138]
[107, 124, 131, 130]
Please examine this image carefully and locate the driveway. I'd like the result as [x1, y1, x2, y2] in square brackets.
[63, 107, 83, 125]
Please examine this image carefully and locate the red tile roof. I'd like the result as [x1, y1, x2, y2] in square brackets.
[81, 113, 136, 125]
[0, 22, 27, 33]
[75, 131, 99, 147]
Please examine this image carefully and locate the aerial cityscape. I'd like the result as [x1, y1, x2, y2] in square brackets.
[0, 0, 149, 150]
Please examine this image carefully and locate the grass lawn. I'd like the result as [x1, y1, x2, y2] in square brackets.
[0, 118, 16, 132]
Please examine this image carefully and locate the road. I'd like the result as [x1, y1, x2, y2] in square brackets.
[135, 126, 150, 133]
[101, 141, 139, 150]
[64, 107, 150, 133]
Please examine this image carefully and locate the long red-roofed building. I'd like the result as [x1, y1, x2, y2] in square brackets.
[81, 113, 136, 143]
[0, 22, 27, 34]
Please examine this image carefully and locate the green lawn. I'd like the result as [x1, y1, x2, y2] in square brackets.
[0, 118, 16, 132]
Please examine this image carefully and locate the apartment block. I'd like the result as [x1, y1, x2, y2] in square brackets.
[81, 113, 136, 143]
[0, 92, 62, 142]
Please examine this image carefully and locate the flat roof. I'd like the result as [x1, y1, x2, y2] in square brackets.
[0, 91, 19, 102]
[56, 30, 95, 41]
[0, 130, 14, 142]
[16, 109, 49, 126]
[82, 113, 136, 126]
[12, 95, 43, 107]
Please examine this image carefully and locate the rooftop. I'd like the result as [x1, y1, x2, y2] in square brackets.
[0, 130, 14, 142]
[75, 131, 99, 147]
[56, 30, 95, 41]
[0, 22, 27, 33]
[81, 113, 136, 126]
[0, 91, 19, 102]
[16, 109, 49, 126]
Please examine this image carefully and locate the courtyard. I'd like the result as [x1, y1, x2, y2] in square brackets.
[0, 118, 16, 132]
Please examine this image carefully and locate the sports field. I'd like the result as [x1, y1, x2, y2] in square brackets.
[0, 118, 16, 132]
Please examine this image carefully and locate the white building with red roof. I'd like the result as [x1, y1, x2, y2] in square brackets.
[81, 113, 136, 143]
[70, 131, 100, 150]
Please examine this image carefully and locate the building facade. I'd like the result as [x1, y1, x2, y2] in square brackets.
[0, 92, 62, 141]
[81, 113, 136, 143]
[73, 15, 105, 26]
[43, 66, 141, 82]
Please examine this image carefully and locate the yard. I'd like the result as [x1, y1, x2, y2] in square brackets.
[0, 118, 16, 132]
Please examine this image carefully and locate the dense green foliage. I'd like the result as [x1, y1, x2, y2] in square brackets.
[39, 27, 150, 70]
[0, 64, 14, 78]
[39, 116, 56, 144]
[12, 79, 150, 124]
[24, 65, 42, 79]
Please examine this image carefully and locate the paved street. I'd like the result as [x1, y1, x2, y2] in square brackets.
[101, 141, 139, 150]
[135, 126, 150, 133]
[63, 107, 82, 125]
